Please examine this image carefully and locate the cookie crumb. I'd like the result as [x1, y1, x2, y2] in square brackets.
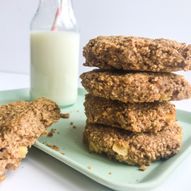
[47, 128, 56, 137]
[42, 130, 48, 136]
[139, 165, 147, 171]
[108, 172, 112, 175]
[70, 122, 77, 129]
[46, 144, 60, 151]
[61, 113, 70, 119]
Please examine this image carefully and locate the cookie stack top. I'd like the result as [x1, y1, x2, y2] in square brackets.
[83, 36, 191, 72]
[81, 36, 191, 103]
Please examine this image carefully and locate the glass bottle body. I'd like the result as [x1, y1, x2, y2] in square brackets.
[30, 0, 79, 107]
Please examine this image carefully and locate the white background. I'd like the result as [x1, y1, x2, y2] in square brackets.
[0, 1, 191, 191]
[0, 0, 191, 77]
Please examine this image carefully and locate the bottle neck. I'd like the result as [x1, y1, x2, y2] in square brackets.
[31, 0, 77, 31]
[38, 0, 71, 9]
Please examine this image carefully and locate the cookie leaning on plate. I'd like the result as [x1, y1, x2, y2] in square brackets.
[0, 98, 61, 180]
[81, 70, 191, 103]
[84, 123, 182, 170]
[83, 36, 191, 72]
[84, 94, 176, 133]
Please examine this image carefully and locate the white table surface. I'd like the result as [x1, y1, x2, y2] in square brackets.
[1, 72, 191, 191]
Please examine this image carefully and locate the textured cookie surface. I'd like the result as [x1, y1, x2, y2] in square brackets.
[0, 98, 61, 180]
[81, 70, 191, 103]
[84, 123, 182, 169]
[84, 94, 176, 133]
[83, 36, 191, 72]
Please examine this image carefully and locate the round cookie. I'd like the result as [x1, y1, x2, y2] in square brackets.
[84, 123, 182, 169]
[81, 70, 191, 103]
[83, 36, 191, 72]
[84, 94, 176, 133]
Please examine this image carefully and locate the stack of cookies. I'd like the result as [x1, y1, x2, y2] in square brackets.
[80, 36, 191, 170]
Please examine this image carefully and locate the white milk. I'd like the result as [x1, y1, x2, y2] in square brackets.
[30, 31, 80, 107]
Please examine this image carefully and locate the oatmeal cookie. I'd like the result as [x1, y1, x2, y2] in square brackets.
[81, 70, 191, 103]
[0, 98, 61, 180]
[83, 36, 191, 72]
[84, 123, 182, 169]
[84, 94, 176, 133]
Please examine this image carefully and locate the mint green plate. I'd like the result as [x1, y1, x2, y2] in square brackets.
[0, 88, 191, 191]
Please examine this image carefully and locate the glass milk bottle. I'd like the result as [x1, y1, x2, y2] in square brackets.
[30, 0, 80, 107]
